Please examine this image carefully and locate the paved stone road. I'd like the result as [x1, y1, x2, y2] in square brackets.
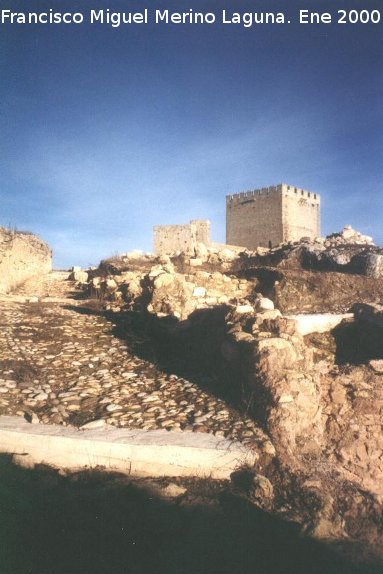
[0, 272, 272, 452]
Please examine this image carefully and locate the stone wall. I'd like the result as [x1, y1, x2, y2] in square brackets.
[190, 219, 210, 246]
[282, 184, 320, 242]
[226, 186, 283, 249]
[0, 228, 52, 293]
[153, 220, 210, 255]
[226, 184, 320, 249]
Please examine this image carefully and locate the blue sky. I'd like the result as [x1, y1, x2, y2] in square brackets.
[1, 0, 382, 267]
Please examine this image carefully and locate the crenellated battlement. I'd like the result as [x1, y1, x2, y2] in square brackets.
[226, 183, 320, 204]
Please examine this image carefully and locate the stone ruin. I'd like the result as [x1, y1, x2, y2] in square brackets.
[153, 219, 210, 255]
[0, 227, 52, 293]
[82, 225, 383, 561]
[154, 184, 322, 255]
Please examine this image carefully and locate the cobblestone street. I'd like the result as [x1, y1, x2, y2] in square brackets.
[0, 272, 270, 450]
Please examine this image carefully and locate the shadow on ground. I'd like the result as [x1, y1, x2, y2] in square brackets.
[66, 303, 245, 411]
[0, 456, 379, 574]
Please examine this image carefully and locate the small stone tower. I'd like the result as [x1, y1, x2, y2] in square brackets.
[153, 219, 210, 255]
[226, 183, 320, 249]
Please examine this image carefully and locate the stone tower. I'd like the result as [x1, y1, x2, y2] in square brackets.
[226, 183, 320, 249]
[153, 219, 210, 255]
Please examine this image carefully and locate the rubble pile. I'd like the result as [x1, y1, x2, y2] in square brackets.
[221, 303, 383, 491]
[83, 229, 383, 319]
[87, 254, 255, 320]
[239, 226, 383, 278]
[75, 228, 383, 558]
[325, 225, 374, 246]
[185, 300, 383, 553]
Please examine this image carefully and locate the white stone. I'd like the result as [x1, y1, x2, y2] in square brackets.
[189, 258, 203, 267]
[106, 278, 117, 290]
[194, 242, 208, 259]
[235, 305, 254, 314]
[153, 273, 174, 289]
[369, 360, 383, 374]
[342, 226, 356, 240]
[218, 248, 236, 262]
[126, 250, 143, 259]
[160, 483, 187, 498]
[81, 419, 108, 430]
[257, 297, 274, 311]
[193, 286, 206, 298]
[34, 392, 48, 401]
[279, 394, 294, 404]
[106, 404, 123, 412]
[286, 313, 353, 336]
[122, 372, 138, 379]
[71, 270, 88, 283]
[0, 415, 258, 479]
[149, 265, 164, 278]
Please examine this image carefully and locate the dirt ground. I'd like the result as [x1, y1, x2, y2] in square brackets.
[0, 455, 379, 574]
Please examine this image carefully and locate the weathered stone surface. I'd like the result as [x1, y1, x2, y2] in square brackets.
[235, 304, 254, 315]
[0, 415, 257, 479]
[0, 228, 51, 293]
[363, 253, 383, 278]
[89, 258, 255, 320]
[154, 220, 210, 256]
[287, 313, 353, 335]
[256, 297, 274, 311]
[226, 184, 320, 249]
[237, 226, 381, 284]
[369, 359, 383, 374]
[69, 269, 88, 283]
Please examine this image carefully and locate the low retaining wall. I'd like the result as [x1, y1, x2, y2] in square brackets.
[0, 416, 257, 479]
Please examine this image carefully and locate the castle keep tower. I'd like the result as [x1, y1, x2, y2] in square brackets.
[226, 183, 320, 249]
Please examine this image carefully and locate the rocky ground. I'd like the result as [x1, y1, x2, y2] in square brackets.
[1, 228, 383, 568]
[65, 230, 383, 564]
[0, 272, 271, 451]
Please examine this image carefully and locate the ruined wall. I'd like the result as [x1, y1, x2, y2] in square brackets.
[153, 220, 210, 255]
[0, 228, 52, 293]
[226, 184, 320, 249]
[226, 186, 283, 249]
[191, 219, 210, 246]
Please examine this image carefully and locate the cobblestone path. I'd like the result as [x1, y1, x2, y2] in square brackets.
[0, 272, 271, 450]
